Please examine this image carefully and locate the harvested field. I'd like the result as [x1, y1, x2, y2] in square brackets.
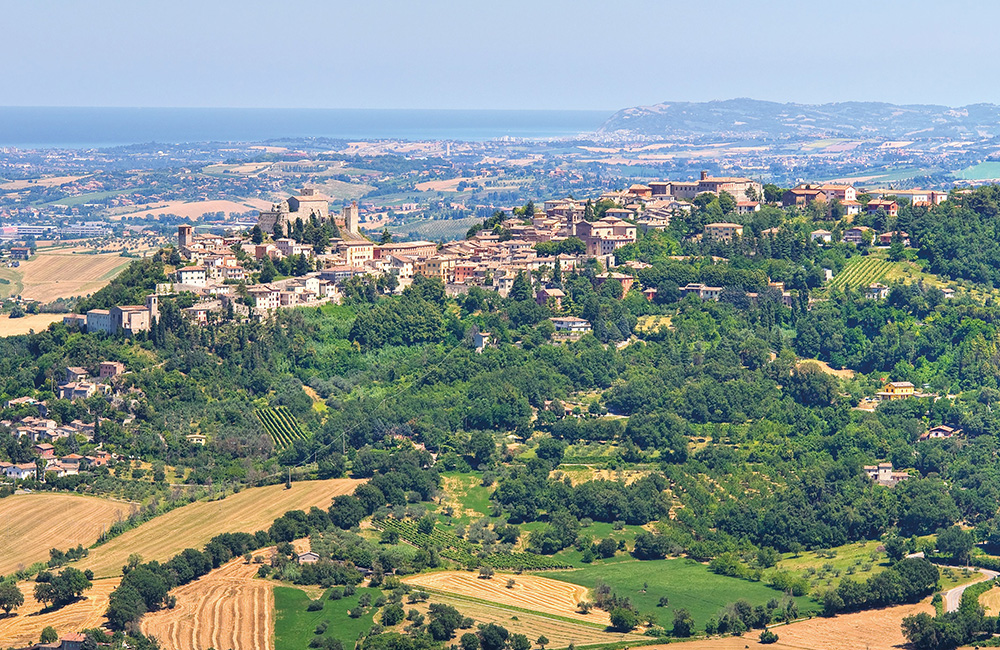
[0, 577, 119, 645]
[658, 601, 932, 650]
[15, 251, 132, 302]
[403, 571, 609, 626]
[0, 175, 89, 190]
[0, 493, 133, 575]
[141, 556, 273, 650]
[109, 198, 272, 221]
[405, 593, 644, 648]
[0, 313, 64, 337]
[79, 478, 362, 578]
[981, 585, 1000, 614]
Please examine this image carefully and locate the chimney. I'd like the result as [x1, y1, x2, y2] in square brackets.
[700, 170, 708, 181]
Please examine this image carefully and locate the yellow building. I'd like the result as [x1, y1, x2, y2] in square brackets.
[876, 381, 914, 401]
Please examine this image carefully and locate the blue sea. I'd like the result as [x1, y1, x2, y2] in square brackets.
[0, 107, 612, 148]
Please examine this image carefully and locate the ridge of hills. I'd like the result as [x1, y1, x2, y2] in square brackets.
[598, 97, 1000, 140]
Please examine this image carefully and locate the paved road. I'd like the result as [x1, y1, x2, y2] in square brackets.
[942, 568, 998, 612]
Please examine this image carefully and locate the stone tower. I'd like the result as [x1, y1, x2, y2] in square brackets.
[178, 224, 193, 248]
[342, 201, 359, 235]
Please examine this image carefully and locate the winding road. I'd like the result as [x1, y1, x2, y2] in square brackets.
[942, 567, 998, 612]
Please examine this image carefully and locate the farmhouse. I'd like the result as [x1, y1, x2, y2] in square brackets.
[10, 246, 32, 260]
[866, 283, 890, 300]
[876, 381, 915, 401]
[920, 425, 961, 441]
[297, 551, 320, 564]
[843, 226, 874, 245]
[864, 462, 910, 487]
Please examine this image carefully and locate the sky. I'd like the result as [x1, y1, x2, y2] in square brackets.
[2, 0, 997, 111]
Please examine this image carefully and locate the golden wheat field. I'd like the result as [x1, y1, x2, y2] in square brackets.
[402, 571, 609, 626]
[0, 313, 65, 336]
[656, 600, 933, 650]
[0, 577, 120, 645]
[141, 556, 273, 650]
[0, 493, 134, 575]
[403, 593, 643, 648]
[15, 251, 132, 302]
[79, 478, 362, 578]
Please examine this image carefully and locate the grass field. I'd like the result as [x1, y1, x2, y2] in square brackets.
[403, 571, 611, 626]
[79, 478, 362, 578]
[547, 558, 818, 629]
[9, 250, 132, 302]
[141, 556, 273, 650]
[0, 493, 134, 576]
[0, 577, 120, 646]
[635, 315, 672, 334]
[0, 313, 65, 337]
[273, 585, 380, 650]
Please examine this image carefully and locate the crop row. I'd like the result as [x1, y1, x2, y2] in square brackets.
[256, 406, 307, 449]
[373, 518, 570, 570]
[830, 258, 893, 289]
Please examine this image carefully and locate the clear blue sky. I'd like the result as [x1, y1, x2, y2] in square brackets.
[2, 0, 995, 110]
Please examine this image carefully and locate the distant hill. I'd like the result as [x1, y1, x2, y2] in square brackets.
[598, 98, 1000, 140]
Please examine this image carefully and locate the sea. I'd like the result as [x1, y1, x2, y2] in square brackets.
[0, 107, 612, 148]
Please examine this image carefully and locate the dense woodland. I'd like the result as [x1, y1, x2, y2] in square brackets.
[10, 187, 1000, 648]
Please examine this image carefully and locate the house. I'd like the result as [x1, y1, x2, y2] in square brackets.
[58, 382, 100, 400]
[920, 425, 961, 441]
[703, 222, 744, 242]
[680, 283, 722, 301]
[473, 331, 492, 354]
[536, 287, 565, 308]
[877, 231, 910, 246]
[34, 443, 55, 458]
[99, 361, 126, 379]
[595, 272, 635, 295]
[65, 366, 89, 383]
[876, 381, 915, 401]
[864, 462, 909, 487]
[550, 316, 592, 340]
[866, 199, 899, 217]
[62, 314, 87, 329]
[865, 283, 889, 300]
[781, 186, 826, 207]
[10, 246, 32, 260]
[175, 266, 207, 287]
[576, 215, 637, 256]
[810, 229, 832, 243]
[5, 396, 39, 409]
[297, 551, 320, 564]
[843, 226, 874, 245]
[186, 433, 207, 445]
[6, 462, 37, 480]
[735, 201, 760, 215]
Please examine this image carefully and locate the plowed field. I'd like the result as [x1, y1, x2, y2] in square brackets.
[141, 557, 273, 650]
